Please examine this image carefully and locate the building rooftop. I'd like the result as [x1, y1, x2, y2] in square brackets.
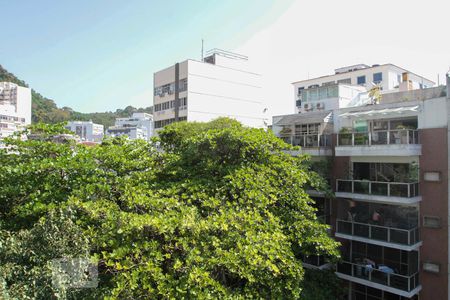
[292, 63, 435, 85]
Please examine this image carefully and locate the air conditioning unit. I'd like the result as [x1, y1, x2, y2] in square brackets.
[316, 102, 325, 110]
[304, 103, 311, 111]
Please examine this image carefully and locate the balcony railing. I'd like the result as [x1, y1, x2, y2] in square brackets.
[337, 130, 419, 146]
[336, 179, 419, 198]
[336, 219, 420, 246]
[337, 261, 419, 292]
[300, 254, 327, 267]
[281, 134, 331, 148]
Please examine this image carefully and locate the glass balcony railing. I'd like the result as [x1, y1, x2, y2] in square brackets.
[280, 134, 331, 148]
[336, 179, 419, 198]
[336, 219, 420, 246]
[337, 130, 419, 146]
[337, 261, 420, 293]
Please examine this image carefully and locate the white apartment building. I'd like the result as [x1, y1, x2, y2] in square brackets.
[106, 112, 153, 141]
[293, 64, 435, 114]
[65, 121, 104, 143]
[0, 82, 31, 140]
[153, 49, 266, 131]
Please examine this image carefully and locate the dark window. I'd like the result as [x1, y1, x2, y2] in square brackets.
[337, 78, 351, 84]
[357, 76, 366, 85]
[373, 72, 383, 83]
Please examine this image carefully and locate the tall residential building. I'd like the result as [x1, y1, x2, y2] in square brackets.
[106, 112, 153, 141]
[153, 49, 266, 131]
[273, 67, 450, 300]
[0, 82, 31, 140]
[65, 121, 104, 143]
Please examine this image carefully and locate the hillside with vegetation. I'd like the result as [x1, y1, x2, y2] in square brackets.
[0, 65, 152, 128]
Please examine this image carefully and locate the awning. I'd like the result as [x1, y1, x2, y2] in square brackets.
[274, 111, 333, 126]
[339, 105, 419, 119]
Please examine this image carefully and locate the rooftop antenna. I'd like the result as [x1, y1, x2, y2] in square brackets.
[201, 39, 204, 62]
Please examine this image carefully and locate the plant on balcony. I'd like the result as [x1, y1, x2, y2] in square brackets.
[369, 85, 382, 104]
[279, 126, 292, 136]
[339, 127, 353, 145]
[354, 132, 369, 145]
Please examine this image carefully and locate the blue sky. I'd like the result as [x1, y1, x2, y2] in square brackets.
[2, 0, 449, 117]
[1, 0, 293, 112]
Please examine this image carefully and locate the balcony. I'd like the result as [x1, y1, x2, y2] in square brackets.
[280, 134, 332, 156]
[336, 220, 421, 251]
[335, 179, 421, 204]
[336, 262, 421, 298]
[300, 254, 332, 270]
[335, 130, 421, 156]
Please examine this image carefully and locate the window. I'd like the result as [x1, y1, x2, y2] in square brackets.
[295, 123, 320, 135]
[373, 72, 383, 83]
[322, 81, 335, 86]
[297, 87, 304, 95]
[357, 76, 366, 85]
[337, 78, 351, 84]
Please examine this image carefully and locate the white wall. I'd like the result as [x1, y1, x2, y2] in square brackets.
[186, 60, 265, 128]
[418, 97, 448, 129]
[16, 86, 32, 125]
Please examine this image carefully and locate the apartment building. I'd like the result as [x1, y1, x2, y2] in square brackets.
[65, 121, 104, 143]
[106, 112, 153, 141]
[0, 82, 31, 141]
[273, 66, 450, 300]
[153, 49, 265, 132]
[293, 64, 434, 114]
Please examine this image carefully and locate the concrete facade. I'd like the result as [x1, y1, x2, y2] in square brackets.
[0, 82, 31, 141]
[153, 49, 266, 132]
[106, 112, 153, 141]
[292, 64, 435, 115]
[65, 121, 104, 143]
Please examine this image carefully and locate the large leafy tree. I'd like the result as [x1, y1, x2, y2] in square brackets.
[0, 119, 340, 299]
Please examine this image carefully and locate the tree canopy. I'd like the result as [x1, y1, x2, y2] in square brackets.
[0, 118, 340, 299]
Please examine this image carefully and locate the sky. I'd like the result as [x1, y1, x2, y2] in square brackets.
[1, 0, 450, 118]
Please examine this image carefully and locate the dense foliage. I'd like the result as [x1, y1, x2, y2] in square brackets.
[0, 119, 340, 299]
[0, 64, 152, 127]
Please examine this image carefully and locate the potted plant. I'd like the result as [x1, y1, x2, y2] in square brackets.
[354, 132, 369, 145]
[339, 127, 353, 145]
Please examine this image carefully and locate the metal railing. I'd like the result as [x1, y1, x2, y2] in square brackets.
[280, 134, 331, 148]
[337, 130, 419, 146]
[300, 254, 327, 267]
[336, 179, 419, 198]
[337, 261, 419, 292]
[336, 219, 420, 246]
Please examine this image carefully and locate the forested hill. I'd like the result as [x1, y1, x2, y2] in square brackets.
[0, 65, 152, 128]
